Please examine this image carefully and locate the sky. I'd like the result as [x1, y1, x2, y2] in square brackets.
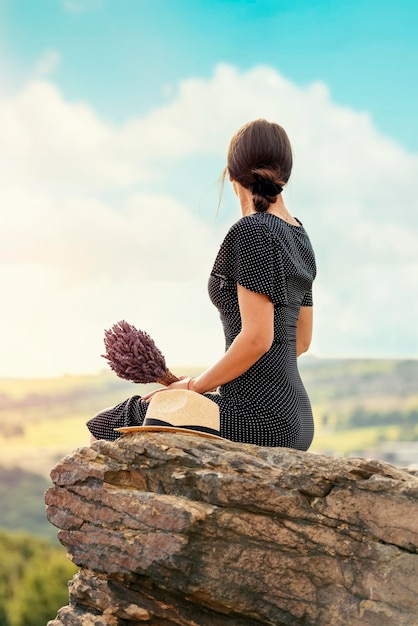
[0, 0, 417, 378]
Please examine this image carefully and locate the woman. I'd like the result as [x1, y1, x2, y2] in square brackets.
[87, 119, 316, 450]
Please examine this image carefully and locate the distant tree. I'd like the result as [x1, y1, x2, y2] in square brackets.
[0, 467, 56, 540]
[0, 531, 77, 626]
[342, 406, 417, 430]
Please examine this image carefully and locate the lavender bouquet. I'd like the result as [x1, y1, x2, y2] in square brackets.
[102, 320, 179, 386]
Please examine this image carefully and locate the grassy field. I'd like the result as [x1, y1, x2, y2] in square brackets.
[0, 368, 201, 478]
[0, 359, 417, 478]
[0, 358, 417, 540]
[0, 417, 89, 478]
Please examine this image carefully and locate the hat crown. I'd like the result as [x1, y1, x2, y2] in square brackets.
[146, 390, 219, 430]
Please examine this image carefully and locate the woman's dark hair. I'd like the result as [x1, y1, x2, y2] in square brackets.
[224, 118, 293, 212]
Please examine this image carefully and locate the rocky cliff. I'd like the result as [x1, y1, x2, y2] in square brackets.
[45, 433, 418, 626]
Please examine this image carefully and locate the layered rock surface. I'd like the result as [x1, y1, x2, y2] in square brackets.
[45, 433, 418, 625]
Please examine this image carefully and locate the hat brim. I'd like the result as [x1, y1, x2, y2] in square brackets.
[114, 425, 223, 440]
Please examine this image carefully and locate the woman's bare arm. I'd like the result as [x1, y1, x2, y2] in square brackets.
[191, 284, 274, 393]
[141, 284, 274, 400]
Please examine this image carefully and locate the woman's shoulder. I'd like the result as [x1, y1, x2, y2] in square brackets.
[227, 213, 270, 237]
[215, 215, 271, 264]
[222, 213, 312, 250]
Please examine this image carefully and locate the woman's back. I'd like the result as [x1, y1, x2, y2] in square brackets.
[207, 210, 316, 449]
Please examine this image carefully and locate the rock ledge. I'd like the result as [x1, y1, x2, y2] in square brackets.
[45, 433, 418, 625]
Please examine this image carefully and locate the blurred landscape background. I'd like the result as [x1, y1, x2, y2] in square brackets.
[0, 0, 417, 624]
[1, 357, 417, 539]
[2, 356, 417, 625]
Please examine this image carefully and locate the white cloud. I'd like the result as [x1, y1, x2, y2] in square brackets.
[0, 80, 152, 189]
[33, 50, 61, 77]
[0, 189, 219, 282]
[0, 63, 417, 376]
[0, 266, 223, 377]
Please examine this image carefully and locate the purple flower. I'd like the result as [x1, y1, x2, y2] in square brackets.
[102, 321, 178, 385]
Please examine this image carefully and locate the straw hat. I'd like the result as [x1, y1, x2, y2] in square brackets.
[115, 389, 222, 439]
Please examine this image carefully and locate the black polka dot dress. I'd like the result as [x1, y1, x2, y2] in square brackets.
[87, 212, 316, 450]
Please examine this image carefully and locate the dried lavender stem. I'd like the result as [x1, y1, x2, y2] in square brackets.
[102, 320, 179, 385]
[157, 371, 180, 386]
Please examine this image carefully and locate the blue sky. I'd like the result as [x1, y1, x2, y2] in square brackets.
[0, 0, 417, 376]
[2, 0, 417, 149]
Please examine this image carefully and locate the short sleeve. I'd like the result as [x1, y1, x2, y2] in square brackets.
[211, 216, 288, 306]
[301, 289, 313, 307]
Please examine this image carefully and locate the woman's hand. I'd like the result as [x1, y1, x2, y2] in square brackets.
[141, 376, 191, 403]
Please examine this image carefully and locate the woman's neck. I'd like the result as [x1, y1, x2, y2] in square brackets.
[238, 187, 288, 218]
[234, 181, 298, 225]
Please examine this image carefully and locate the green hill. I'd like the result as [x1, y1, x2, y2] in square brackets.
[0, 358, 416, 477]
[0, 529, 77, 626]
[300, 358, 418, 457]
[0, 359, 417, 540]
[0, 466, 57, 541]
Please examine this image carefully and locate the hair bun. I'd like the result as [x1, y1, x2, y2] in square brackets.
[251, 174, 283, 198]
